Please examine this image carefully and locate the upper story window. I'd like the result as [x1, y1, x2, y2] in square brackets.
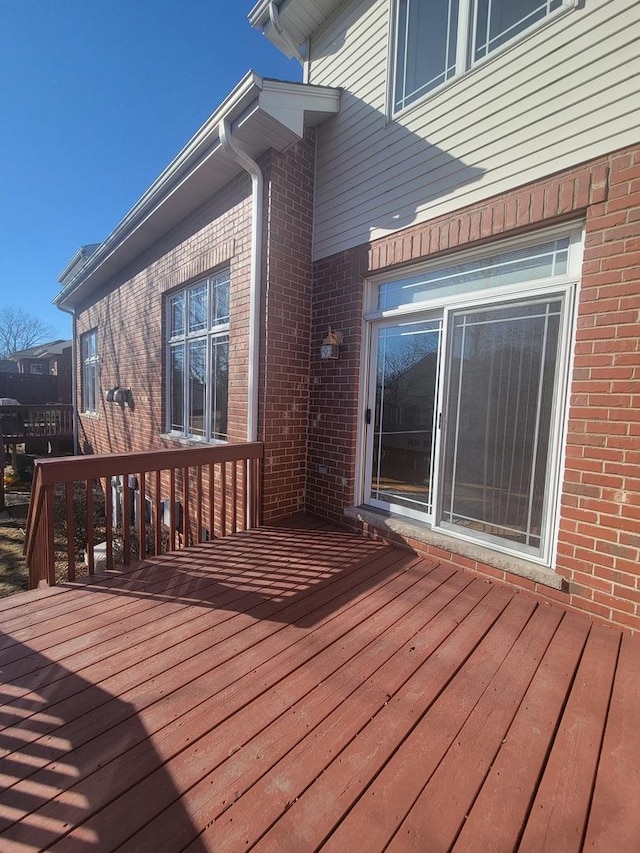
[393, 0, 573, 113]
[167, 271, 230, 443]
[81, 329, 99, 414]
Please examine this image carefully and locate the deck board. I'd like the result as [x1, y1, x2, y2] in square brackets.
[1, 516, 639, 852]
[383, 602, 564, 851]
[451, 611, 591, 852]
[518, 626, 620, 853]
[584, 633, 640, 852]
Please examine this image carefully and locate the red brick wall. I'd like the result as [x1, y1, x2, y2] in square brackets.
[258, 132, 316, 521]
[74, 133, 317, 524]
[309, 144, 640, 632]
[75, 172, 253, 456]
[562, 148, 640, 631]
[307, 250, 364, 519]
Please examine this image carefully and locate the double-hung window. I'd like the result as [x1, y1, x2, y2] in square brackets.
[81, 329, 99, 414]
[167, 271, 230, 443]
[393, 0, 575, 113]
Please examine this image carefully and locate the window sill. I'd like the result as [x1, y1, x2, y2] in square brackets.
[159, 433, 226, 448]
[344, 505, 564, 591]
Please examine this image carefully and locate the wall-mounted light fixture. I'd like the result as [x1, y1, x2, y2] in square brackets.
[320, 328, 343, 360]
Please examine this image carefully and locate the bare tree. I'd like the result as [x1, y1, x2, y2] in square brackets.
[0, 305, 54, 359]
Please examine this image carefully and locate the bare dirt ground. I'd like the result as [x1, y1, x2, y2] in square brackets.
[0, 490, 30, 598]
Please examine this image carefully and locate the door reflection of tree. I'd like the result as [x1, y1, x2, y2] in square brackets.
[373, 328, 440, 509]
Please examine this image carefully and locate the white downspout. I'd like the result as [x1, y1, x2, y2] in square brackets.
[219, 118, 263, 443]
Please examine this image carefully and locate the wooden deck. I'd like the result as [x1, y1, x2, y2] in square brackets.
[0, 516, 638, 852]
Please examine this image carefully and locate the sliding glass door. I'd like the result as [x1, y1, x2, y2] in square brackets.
[363, 230, 579, 561]
[440, 298, 563, 552]
[367, 319, 441, 519]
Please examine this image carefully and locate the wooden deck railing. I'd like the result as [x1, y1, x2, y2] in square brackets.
[24, 442, 264, 589]
[0, 404, 74, 441]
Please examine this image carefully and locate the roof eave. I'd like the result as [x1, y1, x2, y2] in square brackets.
[248, 1, 343, 54]
[55, 74, 339, 312]
[248, 0, 279, 29]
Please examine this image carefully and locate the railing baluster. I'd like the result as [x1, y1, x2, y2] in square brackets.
[138, 471, 146, 562]
[44, 484, 55, 587]
[254, 456, 262, 529]
[122, 481, 131, 565]
[208, 463, 215, 540]
[196, 465, 203, 543]
[65, 482, 76, 581]
[154, 470, 161, 556]
[231, 461, 238, 535]
[220, 462, 227, 538]
[104, 476, 113, 571]
[182, 467, 189, 547]
[242, 459, 248, 532]
[169, 468, 176, 550]
[86, 480, 95, 575]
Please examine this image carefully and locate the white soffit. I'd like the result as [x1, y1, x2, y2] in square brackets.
[249, 0, 345, 55]
[56, 73, 339, 309]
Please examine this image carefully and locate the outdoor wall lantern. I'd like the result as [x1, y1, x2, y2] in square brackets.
[320, 328, 343, 360]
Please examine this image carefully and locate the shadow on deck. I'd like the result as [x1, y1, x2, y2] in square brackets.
[0, 515, 638, 851]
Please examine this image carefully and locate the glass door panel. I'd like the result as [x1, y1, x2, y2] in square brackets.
[369, 319, 442, 517]
[441, 298, 562, 552]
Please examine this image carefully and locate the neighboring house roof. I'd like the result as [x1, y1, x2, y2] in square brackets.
[9, 339, 72, 360]
[0, 360, 19, 374]
[248, 0, 343, 55]
[55, 71, 340, 311]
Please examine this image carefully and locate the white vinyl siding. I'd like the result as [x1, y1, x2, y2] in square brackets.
[308, 0, 640, 260]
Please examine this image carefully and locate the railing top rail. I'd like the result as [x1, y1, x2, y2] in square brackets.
[34, 441, 264, 485]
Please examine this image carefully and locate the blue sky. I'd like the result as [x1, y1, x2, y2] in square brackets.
[0, 1, 300, 341]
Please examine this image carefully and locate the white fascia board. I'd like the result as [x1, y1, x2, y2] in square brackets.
[55, 74, 339, 311]
[55, 72, 263, 309]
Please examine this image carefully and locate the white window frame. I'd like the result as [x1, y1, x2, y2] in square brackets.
[390, 0, 577, 115]
[81, 329, 99, 414]
[165, 271, 230, 444]
[360, 224, 583, 566]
